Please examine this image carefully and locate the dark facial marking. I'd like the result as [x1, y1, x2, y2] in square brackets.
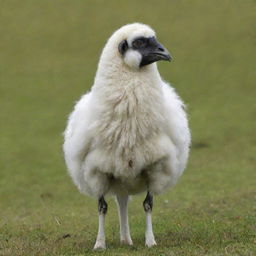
[132, 37, 148, 49]
[118, 40, 128, 56]
[118, 36, 171, 67]
[132, 36, 171, 67]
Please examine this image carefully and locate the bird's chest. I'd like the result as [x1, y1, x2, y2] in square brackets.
[91, 88, 168, 178]
[87, 87, 173, 179]
[97, 89, 164, 151]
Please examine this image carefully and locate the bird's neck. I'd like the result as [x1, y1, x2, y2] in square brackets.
[94, 57, 162, 91]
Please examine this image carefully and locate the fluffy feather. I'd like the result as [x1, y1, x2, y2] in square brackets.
[63, 23, 190, 198]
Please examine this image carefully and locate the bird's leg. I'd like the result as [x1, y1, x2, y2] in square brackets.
[116, 194, 133, 245]
[93, 195, 108, 250]
[143, 191, 157, 247]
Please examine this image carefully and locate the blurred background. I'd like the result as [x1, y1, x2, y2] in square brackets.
[0, 0, 255, 255]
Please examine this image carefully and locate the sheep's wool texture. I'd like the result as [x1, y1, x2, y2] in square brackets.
[63, 23, 191, 197]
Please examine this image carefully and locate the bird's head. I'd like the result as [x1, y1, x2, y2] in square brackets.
[118, 24, 172, 69]
[100, 23, 172, 71]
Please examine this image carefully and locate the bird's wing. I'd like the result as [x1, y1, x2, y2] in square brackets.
[63, 92, 94, 182]
[161, 81, 191, 167]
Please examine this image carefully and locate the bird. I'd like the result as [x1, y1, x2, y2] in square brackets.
[63, 23, 191, 250]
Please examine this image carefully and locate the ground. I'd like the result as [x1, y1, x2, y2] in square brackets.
[0, 0, 255, 255]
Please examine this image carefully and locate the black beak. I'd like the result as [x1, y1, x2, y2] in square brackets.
[140, 37, 172, 67]
[153, 41, 172, 61]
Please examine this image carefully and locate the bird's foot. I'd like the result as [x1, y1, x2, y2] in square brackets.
[120, 236, 133, 245]
[145, 237, 157, 248]
[93, 239, 106, 250]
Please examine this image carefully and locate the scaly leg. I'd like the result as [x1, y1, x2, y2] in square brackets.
[143, 191, 157, 247]
[116, 194, 133, 245]
[93, 196, 108, 250]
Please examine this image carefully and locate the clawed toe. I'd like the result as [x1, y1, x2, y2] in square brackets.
[145, 239, 157, 248]
[93, 241, 106, 250]
[120, 238, 133, 245]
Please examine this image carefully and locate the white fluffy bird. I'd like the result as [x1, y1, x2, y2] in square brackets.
[63, 23, 191, 249]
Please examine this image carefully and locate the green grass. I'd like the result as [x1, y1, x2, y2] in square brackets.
[0, 0, 255, 255]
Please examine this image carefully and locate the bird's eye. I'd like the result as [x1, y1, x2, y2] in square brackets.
[132, 38, 147, 49]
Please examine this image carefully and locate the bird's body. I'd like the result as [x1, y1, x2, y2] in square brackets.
[63, 23, 190, 249]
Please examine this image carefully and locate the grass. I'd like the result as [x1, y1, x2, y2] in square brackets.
[0, 0, 255, 255]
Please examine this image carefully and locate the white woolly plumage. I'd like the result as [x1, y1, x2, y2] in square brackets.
[63, 23, 191, 249]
